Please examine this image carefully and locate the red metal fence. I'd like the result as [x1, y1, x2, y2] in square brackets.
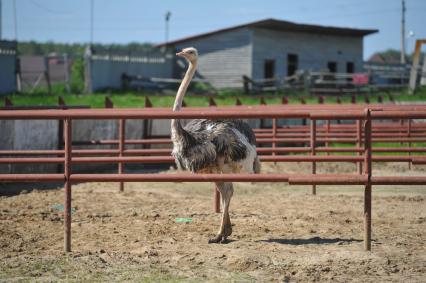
[1, 104, 426, 252]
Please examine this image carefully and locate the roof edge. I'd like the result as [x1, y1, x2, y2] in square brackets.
[156, 18, 378, 47]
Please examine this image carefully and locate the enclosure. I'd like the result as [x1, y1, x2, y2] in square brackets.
[0, 104, 426, 281]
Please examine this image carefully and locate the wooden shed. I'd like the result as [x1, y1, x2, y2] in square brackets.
[157, 18, 377, 89]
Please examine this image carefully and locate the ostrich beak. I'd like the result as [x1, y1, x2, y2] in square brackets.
[176, 51, 185, 57]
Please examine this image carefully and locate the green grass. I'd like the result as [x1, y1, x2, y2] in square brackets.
[327, 142, 426, 156]
[2, 86, 426, 108]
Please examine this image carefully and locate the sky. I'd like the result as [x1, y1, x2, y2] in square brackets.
[1, 0, 425, 59]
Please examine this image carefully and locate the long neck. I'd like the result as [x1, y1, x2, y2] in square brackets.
[173, 61, 197, 111]
[171, 60, 197, 138]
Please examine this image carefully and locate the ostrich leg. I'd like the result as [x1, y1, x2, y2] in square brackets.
[209, 182, 234, 243]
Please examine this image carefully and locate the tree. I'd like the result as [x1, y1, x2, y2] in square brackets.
[71, 58, 85, 94]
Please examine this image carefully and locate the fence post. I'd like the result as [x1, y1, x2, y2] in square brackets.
[208, 97, 216, 107]
[119, 119, 126, 192]
[44, 56, 52, 95]
[325, 120, 330, 155]
[310, 119, 317, 195]
[272, 118, 277, 164]
[357, 120, 363, 174]
[64, 119, 72, 252]
[57, 98, 65, 173]
[214, 184, 220, 213]
[105, 97, 113, 108]
[143, 97, 152, 150]
[364, 109, 372, 251]
[408, 119, 411, 170]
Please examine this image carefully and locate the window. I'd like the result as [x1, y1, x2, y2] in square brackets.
[327, 61, 337, 73]
[346, 62, 355, 82]
[346, 62, 354, 73]
[264, 59, 275, 79]
[287, 54, 298, 76]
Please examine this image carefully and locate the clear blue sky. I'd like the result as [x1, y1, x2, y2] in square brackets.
[1, 0, 425, 59]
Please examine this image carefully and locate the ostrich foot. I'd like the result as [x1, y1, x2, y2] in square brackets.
[208, 234, 225, 244]
[208, 234, 230, 244]
[208, 223, 232, 244]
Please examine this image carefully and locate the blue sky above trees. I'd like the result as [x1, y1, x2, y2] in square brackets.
[1, 0, 425, 59]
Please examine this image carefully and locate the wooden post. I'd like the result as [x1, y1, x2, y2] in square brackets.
[44, 56, 52, 95]
[208, 97, 216, 106]
[4, 97, 12, 106]
[242, 75, 250, 94]
[105, 97, 113, 108]
[64, 53, 71, 94]
[364, 109, 372, 251]
[58, 96, 65, 106]
[310, 119, 317, 195]
[64, 119, 72, 252]
[303, 70, 310, 95]
[119, 119, 126, 192]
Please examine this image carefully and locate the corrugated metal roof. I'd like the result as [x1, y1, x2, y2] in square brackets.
[157, 18, 378, 47]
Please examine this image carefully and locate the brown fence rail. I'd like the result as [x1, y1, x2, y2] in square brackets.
[1, 104, 426, 253]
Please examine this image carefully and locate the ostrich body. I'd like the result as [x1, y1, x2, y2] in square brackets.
[171, 47, 260, 243]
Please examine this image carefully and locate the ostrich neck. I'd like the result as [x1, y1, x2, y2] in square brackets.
[171, 60, 197, 139]
[173, 61, 197, 111]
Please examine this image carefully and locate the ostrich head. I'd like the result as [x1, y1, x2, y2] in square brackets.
[176, 47, 198, 64]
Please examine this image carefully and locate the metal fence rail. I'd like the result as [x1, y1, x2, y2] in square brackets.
[1, 105, 426, 253]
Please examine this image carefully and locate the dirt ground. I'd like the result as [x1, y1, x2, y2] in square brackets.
[0, 162, 425, 282]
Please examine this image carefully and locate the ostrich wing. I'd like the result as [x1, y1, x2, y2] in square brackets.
[181, 119, 256, 169]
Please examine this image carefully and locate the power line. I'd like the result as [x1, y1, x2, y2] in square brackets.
[29, 0, 75, 15]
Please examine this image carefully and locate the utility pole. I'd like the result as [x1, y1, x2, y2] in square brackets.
[165, 11, 171, 43]
[401, 0, 406, 64]
[0, 0, 2, 40]
[13, 0, 17, 40]
[90, 0, 94, 44]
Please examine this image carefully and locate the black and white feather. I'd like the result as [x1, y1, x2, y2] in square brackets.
[172, 119, 260, 174]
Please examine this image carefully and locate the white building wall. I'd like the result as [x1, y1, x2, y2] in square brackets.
[251, 28, 364, 79]
[175, 28, 252, 89]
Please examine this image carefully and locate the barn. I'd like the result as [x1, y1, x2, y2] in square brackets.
[0, 40, 17, 94]
[157, 18, 378, 89]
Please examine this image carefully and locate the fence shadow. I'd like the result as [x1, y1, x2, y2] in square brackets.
[258, 236, 363, 245]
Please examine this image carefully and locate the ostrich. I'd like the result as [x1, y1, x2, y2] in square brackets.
[171, 47, 260, 243]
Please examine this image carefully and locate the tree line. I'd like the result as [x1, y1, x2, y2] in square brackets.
[17, 41, 154, 57]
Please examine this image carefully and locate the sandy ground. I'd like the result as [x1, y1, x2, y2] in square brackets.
[0, 162, 425, 282]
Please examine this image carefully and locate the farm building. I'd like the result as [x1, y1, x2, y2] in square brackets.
[87, 46, 174, 92]
[157, 18, 378, 89]
[0, 40, 17, 94]
[19, 55, 72, 92]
